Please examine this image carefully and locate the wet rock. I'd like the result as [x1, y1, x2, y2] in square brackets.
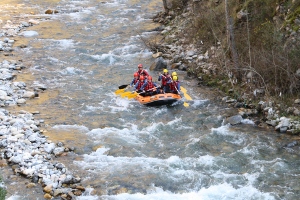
[285, 141, 298, 148]
[53, 147, 65, 156]
[45, 9, 59, 14]
[225, 115, 243, 125]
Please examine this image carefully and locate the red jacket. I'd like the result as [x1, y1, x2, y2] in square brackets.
[143, 81, 157, 91]
[169, 80, 180, 92]
[136, 69, 149, 79]
[158, 74, 171, 86]
[134, 80, 145, 90]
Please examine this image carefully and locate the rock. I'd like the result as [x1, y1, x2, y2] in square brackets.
[0, 159, 8, 167]
[294, 109, 300, 116]
[76, 186, 85, 191]
[150, 57, 167, 71]
[225, 115, 243, 125]
[73, 190, 83, 196]
[45, 9, 59, 14]
[53, 188, 71, 196]
[26, 183, 36, 188]
[44, 143, 56, 153]
[43, 184, 53, 193]
[294, 99, 300, 104]
[28, 19, 40, 25]
[44, 193, 52, 199]
[152, 52, 162, 58]
[55, 163, 65, 169]
[53, 147, 65, 156]
[280, 126, 288, 133]
[17, 98, 26, 104]
[23, 91, 35, 98]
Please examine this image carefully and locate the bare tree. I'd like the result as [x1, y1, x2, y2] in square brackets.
[162, 0, 169, 14]
[225, 0, 241, 82]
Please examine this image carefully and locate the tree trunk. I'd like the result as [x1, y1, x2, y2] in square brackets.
[225, 0, 241, 82]
[162, 0, 169, 14]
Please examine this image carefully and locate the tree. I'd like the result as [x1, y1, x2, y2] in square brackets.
[162, 0, 169, 14]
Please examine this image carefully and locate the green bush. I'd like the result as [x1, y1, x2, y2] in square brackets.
[0, 178, 6, 200]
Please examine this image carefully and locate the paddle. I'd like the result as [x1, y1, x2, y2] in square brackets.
[174, 85, 189, 107]
[180, 86, 192, 101]
[115, 84, 130, 95]
[125, 86, 160, 99]
[120, 91, 132, 98]
[119, 84, 129, 89]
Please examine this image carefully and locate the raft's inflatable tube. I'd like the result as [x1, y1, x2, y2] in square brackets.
[135, 93, 181, 106]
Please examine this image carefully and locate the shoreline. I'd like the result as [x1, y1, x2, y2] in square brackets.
[149, 8, 300, 139]
[0, 16, 87, 199]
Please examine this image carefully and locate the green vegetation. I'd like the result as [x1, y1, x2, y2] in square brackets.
[0, 176, 6, 200]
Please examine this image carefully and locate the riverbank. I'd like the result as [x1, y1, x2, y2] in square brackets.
[148, 3, 300, 139]
[0, 15, 88, 199]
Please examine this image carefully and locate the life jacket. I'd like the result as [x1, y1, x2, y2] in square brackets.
[136, 69, 149, 79]
[144, 81, 155, 91]
[136, 80, 145, 90]
[169, 81, 179, 92]
[161, 74, 171, 86]
[133, 78, 138, 85]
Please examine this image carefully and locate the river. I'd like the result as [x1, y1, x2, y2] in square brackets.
[1, 0, 300, 199]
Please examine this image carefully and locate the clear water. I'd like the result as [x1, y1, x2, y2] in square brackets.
[1, 0, 300, 199]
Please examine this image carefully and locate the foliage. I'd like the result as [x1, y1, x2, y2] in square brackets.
[0, 176, 6, 200]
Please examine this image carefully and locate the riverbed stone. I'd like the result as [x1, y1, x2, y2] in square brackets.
[53, 147, 65, 156]
[225, 115, 243, 125]
[44, 193, 52, 199]
[17, 98, 26, 104]
[44, 143, 56, 153]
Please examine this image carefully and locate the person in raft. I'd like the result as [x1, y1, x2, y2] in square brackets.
[169, 75, 180, 94]
[130, 72, 139, 87]
[171, 71, 178, 80]
[133, 75, 146, 92]
[136, 64, 149, 80]
[140, 76, 158, 96]
[158, 69, 171, 93]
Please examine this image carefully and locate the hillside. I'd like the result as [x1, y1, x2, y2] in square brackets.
[148, 0, 300, 133]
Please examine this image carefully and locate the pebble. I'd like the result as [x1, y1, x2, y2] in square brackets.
[0, 18, 84, 198]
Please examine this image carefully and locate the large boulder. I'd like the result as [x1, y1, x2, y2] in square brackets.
[150, 57, 167, 71]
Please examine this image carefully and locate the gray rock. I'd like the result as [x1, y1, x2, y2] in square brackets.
[225, 115, 243, 125]
[53, 147, 65, 156]
[44, 143, 56, 153]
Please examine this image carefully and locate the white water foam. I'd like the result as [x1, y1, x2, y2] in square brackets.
[52, 124, 89, 133]
[18, 30, 38, 37]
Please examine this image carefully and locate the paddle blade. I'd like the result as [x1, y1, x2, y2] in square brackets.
[183, 93, 192, 101]
[180, 86, 192, 100]
[120, 91, 132, 98]
[183, 102, 189, 107]
[126, 92, 138, 99]
[181, 86, 187, 93]
[119, 84, 129, 89]
[115, 88, 125, 95]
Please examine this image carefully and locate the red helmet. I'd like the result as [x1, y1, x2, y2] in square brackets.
[148, 76, 152, 81]
[139, 75, 144, 80]
[134, 72, 138, 77]
[138, 64, 143, 68]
